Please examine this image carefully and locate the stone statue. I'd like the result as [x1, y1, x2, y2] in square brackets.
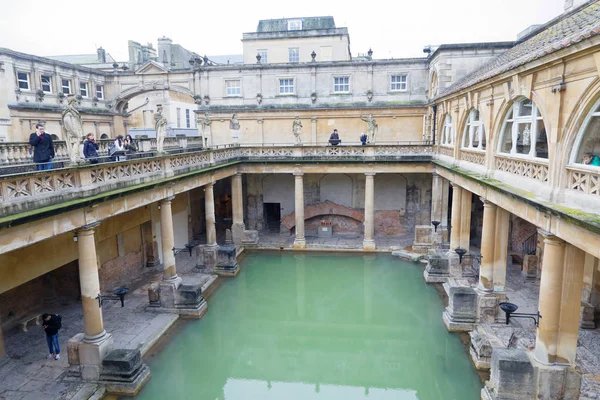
[154, 104, 168, 153]
[292, 116, 303, 145]
[360, 114, 378, 144]
[200, 112, 212, 147]
[230, 113, 240, 143]
[61, 95, 84, 164]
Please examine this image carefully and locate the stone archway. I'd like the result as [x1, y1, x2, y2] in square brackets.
[111, 83, 196, 114]
[281, 200, 364, 230]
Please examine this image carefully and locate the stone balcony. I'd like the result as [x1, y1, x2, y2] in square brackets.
[0, 143, 433, 224]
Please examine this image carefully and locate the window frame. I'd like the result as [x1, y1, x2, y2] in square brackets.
[41, 75, 52, 93]
[17, 72, 30, 91]
[461, 108, 485, 150]
[278, 77, 295, 95]
[225, 79, 242, 97]
[390, 74, 408, 92]
[176, 107, 181, 128]
[333, 76, 350, 94]
[257, 50, 268, 64]
[441, 114, 454, 146]
[79, 82, 88, 98]
[570, 98, 600, 166]
[96, 85, 104, 100]
[61, 79, 72, 95]
[185, 109, 191, 128]
[288, 48, 299, 63]
[498, 98, 547, 159]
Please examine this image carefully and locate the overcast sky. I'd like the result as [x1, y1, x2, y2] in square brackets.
[0, 0, 566, 61]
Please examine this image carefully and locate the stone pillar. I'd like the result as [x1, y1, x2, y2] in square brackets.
[534, 233, 584, 365]
[478, 198, 497, 292]
[449, 183, 462, 250]
[75, 223, 114, 380]
[77, 223, 107, 342]
[205, 182, 217, 246]
[159, 197, 178, 281]
[231, 173, 245, 245]
[459, 189, 472, 251]
[431, 173, 443, 223]
[311, 117, 317, 145]
[293, 171, 306, 249]
[493, 208, 510, 292]
[363, 172, 376, 250]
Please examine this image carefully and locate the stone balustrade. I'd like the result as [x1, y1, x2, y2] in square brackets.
[0, 141, 69, 164]
[567, 164, 600, 197]
[459, 148, 486, 166]
[495, 154, 549, 183]
[0, 143, 433, 219]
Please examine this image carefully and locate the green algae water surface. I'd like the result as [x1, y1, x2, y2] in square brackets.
[135, 253, 481, 400]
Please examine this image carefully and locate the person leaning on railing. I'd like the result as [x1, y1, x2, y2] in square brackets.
[83, 133, 100, 164]
[329, 129, 341, 146]
[29, 123, 55, 171]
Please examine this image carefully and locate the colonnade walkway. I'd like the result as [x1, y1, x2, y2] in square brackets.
[0, 254, 216, 400]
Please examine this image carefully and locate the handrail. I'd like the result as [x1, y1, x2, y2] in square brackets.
[522, 232, 537, 260]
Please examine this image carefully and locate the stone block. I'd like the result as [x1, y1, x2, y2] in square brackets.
[478, 293, 499, 324]
[413, 225, 433, 253]
[530, 357, 581, 400]
[468, 326, 503, 370]
[101, 349, 151, 397]
[196, 245, 218, 270]
[392, 250, 426, 262]
[67, 333, 84, 365]
[176, 284, 203, 308]
[157, 277, 182, 309]
[522, 254, 538, 279]
[147, 283, 160, 307]
[442, 279, 477, 331]
[424, 250, 450, 283]
[79, 334, 114, 381]
[241, 229, 259, 246]
[482, 348, 534, 400]
[580, 303, 596, 329]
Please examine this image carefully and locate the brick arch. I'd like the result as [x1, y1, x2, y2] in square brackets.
[281, 200, 364, 230]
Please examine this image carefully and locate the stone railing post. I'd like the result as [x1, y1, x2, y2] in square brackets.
[177, 135, 188, 149]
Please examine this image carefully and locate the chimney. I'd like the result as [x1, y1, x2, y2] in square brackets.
[97, 47, 106, 63]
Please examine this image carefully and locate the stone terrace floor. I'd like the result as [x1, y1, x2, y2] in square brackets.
[0, 254, 216, 400]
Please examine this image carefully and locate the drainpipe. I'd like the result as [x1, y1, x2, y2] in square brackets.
[432, 104, 438, 145]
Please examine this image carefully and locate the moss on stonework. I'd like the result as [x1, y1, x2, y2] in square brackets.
[433, 160, 600, 235]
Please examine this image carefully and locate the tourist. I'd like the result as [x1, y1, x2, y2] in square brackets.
[28, 123, 55, 171]
[329, 129, 341, 146]
[83, 133, 99, 164]
[360, 132, 368, 146]
[42, 313, 62, 360]
[582, 152, 600, 166]
[124, 134, 137, 154]
[109, 135, 126, 161]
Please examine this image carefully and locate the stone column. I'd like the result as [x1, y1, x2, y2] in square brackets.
[159, 197, 178, 281]
[478, 198, 497, 292]
[534, 233, 584, 365]
[293, 171, 306, 249]
[76, 223, 107, 342]
[231, 173, 245, 244]
[449, 183, 462, 250]
[75, 222, 114, 380]
[431, 173, 443, 223]
[311, 117, 317, 145]
[363, 172, 376, 250]
[493, 208, 510, 292]
[205, 182, 217, 247]
[459, 189, 472, 251]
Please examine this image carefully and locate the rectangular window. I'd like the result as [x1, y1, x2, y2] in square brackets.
[288, 48, 299, 63]
[390, 75, 407, 91]
[333, 76, 350, 93]
[176, 108, 181, 128]
[80, 82, 88, 97]
[96, 85, 104, 99]
[288, 19, 302, 31]
[225, 80, 241, 96]
[41, 75, 52, 93]
[258, 50, 268, 64]
[185, 109, 190, 128]
[17, 72, 30, 90]
[61, 79, 72, 94]
[279, 78, 294, 94]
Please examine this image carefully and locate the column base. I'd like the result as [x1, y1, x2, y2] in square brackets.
[362, 239, 376, 251]
[77, 332, 114, 381]
[293, 238, 306, 249]
[147, 277, 208, 319]
[476, 290, 502, 324]
[101, 349, 151, 397]
[442, 279, 477, 332]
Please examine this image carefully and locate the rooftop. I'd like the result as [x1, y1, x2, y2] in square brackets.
[256, 16, 337, 33]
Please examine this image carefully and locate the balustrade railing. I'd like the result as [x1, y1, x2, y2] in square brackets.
[459, 148, 486, 166]
[438, 146, 454, 158]
[567, 165, 600, 197]
[0, 141, 69, 164]
[495, 154, 549, 183]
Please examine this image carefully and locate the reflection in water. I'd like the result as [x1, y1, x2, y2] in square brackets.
[224, 378, 419, 399]
[135, 253, 481, 400]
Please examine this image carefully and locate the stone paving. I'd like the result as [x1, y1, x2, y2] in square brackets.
[255, 232, 414, 251]
[0, 253, 216, 400]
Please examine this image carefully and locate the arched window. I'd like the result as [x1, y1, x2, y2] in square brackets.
[498, 98, 548, 159]
[462, 109, 485, 150]
[441, 114, 454, 146]
[571, 99, 600, 167]
[100, 133, 109, 139]
[430, 71, 438, 97]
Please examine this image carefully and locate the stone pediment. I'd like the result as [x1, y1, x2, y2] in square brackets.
[135, 61, 168, 75]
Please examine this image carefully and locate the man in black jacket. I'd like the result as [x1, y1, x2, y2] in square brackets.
[83, 133, 100, 164]
[42, 313, 61, 360]
[29, 123, 55, 170]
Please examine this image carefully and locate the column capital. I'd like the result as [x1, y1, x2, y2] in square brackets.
[311, 117, 318, 122]
[234, 172, 243, 177]
[160, 196, 175, 204]
[450, 182, 461, 188]
[204, 181, 215, 187]
[75, 221, 100, 236]
[364, 172, 376, 177]
[538, 229, 564, 246]
[479, 197, 496, 207]
[293, 170, 304, 176]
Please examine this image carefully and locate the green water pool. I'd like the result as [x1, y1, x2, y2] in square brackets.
[134, 252, 482, 400]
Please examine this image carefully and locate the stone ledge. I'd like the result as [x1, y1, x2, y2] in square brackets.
[392, 250, 426, 262]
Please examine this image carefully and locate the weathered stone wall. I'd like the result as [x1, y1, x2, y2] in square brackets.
[98, 225, 144, 292]
[509, 215, 537, 255]
[246, 172, 431, 236]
